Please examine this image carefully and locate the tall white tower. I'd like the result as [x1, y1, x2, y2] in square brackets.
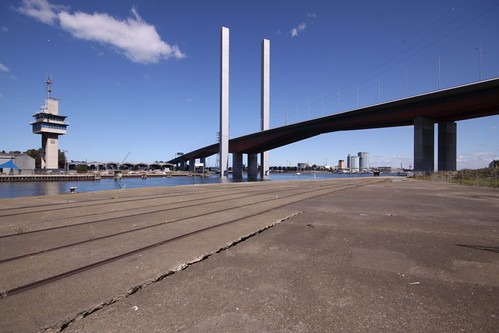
[260, 39, 270, 179]
[31, 78, 68, 169]
[219, 27, 229, 177]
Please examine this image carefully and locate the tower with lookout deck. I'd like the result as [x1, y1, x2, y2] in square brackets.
[31, 78, 68, 169]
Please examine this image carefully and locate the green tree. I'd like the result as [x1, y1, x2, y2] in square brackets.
[76, 164, 88, 173]
[58, 150, 66, 169]
[25, 149, 41, 169]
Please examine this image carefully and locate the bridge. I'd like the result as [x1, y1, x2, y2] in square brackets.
[167, 77, 499, 174]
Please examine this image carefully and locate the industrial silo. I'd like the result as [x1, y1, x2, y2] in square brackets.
[358, 152, 369, 171]
[350, 155, 359, 172]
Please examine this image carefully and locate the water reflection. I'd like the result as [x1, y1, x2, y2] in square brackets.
[0, 173, 377, 199]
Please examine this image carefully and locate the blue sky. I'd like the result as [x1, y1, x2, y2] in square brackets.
[1, 0, 498, 169]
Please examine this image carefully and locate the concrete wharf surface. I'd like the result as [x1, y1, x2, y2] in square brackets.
[0, 178, 498, 332]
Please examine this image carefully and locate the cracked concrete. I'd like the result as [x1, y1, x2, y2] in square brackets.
[48, 212, 302, 333]
[1, 179, 498, 332]
[1, 179, 325, 333]
[63, 180, 498, 333]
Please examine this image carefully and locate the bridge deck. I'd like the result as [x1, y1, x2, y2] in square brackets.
[168, 78, 499, 163]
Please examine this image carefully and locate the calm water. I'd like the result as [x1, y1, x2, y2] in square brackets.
[0, 173, 378, 199]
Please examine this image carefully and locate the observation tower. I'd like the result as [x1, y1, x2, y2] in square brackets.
[31, 78, 68, 169]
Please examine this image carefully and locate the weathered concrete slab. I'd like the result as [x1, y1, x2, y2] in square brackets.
[1, 178, 498, 332]
[64, 179, 498, 333]
[0, 178, 375, 332]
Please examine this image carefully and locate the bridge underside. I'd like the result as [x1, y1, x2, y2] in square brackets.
[168, 78, 499, 172]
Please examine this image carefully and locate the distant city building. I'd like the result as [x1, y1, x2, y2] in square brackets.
[489, 160, 499, 168]
[31, 78, 68, 169]
[377, 166, 392, 173]
[338, 159, 345, 169]
[358, 152, 369, 171]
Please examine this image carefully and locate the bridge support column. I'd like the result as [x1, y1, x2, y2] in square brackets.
[438, 121, 457, 171]
[200, 157, 206, 174]
[179, 160, 186, 171]
[232, 153, 243, 179]
[189, 158, 195, 173]
[260, 39, 270, 180]
[247, 153, 258, 180]
[219, 27, 230, 178]
[414, 117, 434, 172]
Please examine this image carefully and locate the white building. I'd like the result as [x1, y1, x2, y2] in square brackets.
[0, 153, 35, 174]
[31, 78, 68, 169]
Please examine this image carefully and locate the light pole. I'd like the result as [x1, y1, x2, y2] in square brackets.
[474, 42, 485, 81]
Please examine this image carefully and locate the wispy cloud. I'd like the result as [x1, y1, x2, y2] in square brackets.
[0, 26, 8, 33]
[291, 23, 306, 37]
[290, 12, 317, 38]
[374, 155, 413, 168]
[18, 0, 185, 64]
[457, 151, 497, 169]
[0, 63, 10, 72]
[18, 0, 62, 25]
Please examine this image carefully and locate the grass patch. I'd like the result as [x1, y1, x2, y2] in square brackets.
[414, 168, 498, 188]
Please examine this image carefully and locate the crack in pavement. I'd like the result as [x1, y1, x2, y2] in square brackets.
[46, 211, 303, 333]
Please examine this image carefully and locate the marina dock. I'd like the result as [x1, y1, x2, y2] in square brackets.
[0, 173, 101, 182]
[0, 171, 208, 182]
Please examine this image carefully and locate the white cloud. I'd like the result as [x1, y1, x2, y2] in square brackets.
[18, 0, 60, 25]
[291, 23, 306, 37]
[457, 151, 496, 169]
[289, 13, 317, 38]
[0, 26, 8, 33]
[18, 0, 185, 64]
[0, 63, 10, 72]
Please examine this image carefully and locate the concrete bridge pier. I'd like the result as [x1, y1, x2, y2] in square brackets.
[260, 39, 270, 180]
[179, 160, 186, 171]
[438, 121, 457, 171]
[189, 158, 195, 172]
[232, 153, 243, 179]
[414, 117, 435, 172]
[219, 27, 230, 178]
[414, 117, 457, 172]
[247, 153, 258, 180]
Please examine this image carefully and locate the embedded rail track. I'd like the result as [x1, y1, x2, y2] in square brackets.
[0, 178, 385, 333]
